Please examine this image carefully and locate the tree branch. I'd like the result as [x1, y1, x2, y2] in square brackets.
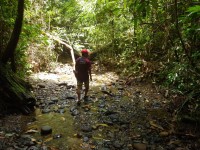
[45, 33, 80, 69]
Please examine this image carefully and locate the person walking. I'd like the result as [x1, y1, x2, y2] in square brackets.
[74, 49, 92, 105]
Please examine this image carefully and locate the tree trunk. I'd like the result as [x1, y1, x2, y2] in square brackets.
[1, 0, 24, 72]
[174, 0, 193, 66]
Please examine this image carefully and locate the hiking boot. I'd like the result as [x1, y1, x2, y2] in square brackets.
[83, 96, 88, 101]
[77, 101, 81, 106]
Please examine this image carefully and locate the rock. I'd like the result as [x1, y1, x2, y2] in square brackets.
[37, 83, 46, 88]
[81, 125, 92, 132]
[104, 110, 118, 116]
[109, 113, 120, 122]
[76, 133, 82, 138]
[159, 131, 169, 137]
[41, 109, 51, 114]
[58, 82, 68, 86]
[102, 118, 113, 125]
[41, 126, 52, 136]
[50, 97, 59, 103]
[70, 106, 76, 112]
[98, 102, 106, 108]
[57, 109, 65, 114]
[113, 140, 124, 148]
[133, 143, 147, 150]
[117, 86, 124, 90]
[71, 109, 79, 116]
[27, 146, 39, 150]
[65, 93, 75, 99]
[53, 134, 62, 139]
[83, 136, 89, 142]
[101, 90, 113, 97]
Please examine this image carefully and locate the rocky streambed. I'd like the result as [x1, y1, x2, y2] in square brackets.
[0, 63, 199, 150]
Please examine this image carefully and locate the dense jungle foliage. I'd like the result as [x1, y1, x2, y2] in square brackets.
[0, 0, 200, 121]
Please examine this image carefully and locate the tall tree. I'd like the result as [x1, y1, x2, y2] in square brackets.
[1, 0, 24, 72]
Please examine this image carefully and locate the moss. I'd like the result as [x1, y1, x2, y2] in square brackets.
[0, 63, 35, 114]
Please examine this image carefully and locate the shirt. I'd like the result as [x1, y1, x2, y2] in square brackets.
[75, 57, 91, 82]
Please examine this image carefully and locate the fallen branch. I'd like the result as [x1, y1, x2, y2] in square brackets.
[45, 33, 78, 69]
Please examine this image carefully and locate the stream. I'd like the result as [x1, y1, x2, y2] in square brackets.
[0, 63, 199, 150]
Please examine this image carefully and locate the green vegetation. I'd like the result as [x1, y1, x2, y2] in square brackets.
[0, 0, 200, 121]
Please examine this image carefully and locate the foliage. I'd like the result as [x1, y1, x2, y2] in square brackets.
[0, 0, 17, 56]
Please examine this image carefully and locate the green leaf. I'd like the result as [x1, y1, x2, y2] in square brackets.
[151, 0, 158, 9]
[186, 5, 200, 13]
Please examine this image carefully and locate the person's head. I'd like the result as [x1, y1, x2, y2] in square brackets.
[81, 49, 89, 57]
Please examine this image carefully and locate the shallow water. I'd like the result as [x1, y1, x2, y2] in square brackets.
[27, 108, 82, 149]
[26, 64, 120, 149]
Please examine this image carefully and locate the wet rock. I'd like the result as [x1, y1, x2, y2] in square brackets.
[89, 94, 96, 99]
[5, 133, 15, 137]
[120, 123, 130, 129]
[103, 140, 112, 148]
[101, 90, 113, 97]
[83, 136, 89, 142]
[75, 133, 83, 138]
[50, 97, 59, 103]
[81, 125, 92, 132]
[117, 86, 124, 91]
[99, 148, 110, 150]
[57, 108, 65, 114]
[152, 102, 161, 109]
[104, 110, 118, 116]
[102, 118, 113, 125]
[98, 103, 106, 108]
[40, 145, 49, 150]
[41, 126, 52, 136]
[107, 132, 115, 138]
[76, 133, 83, 138]
[133, 143, 147, 150]
[100, 85, 107, 91]
[70, 106, 76, 112]
[71, 109, 79, 116]
[16, 135, 35, 147]
[47, 100, 56, 105]
[37, 83, 46, 88]
[109, 113, 120, 122]
[58, 104, 66, 109]
[113, 140, 124, 148]
[27, 146, 39, 150]
[53, 134, 62, 139]
[14, 145, 29, 149]
[20, 134, 33, 139]
[159, 131, 169, 137]
[134, 91, 142, 97]
[65, 93, 76, 99]
[41, 109, 51, 114]
[58, 82, 68, 87]
[66, 85, 75, 89]
[114, 95, 121, 101]
[84, 132, 93, 138]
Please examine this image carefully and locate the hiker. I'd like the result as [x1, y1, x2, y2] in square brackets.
[74, 49, 92, 105]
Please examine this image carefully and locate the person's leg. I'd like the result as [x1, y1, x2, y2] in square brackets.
[84, 80, 89, 98]
[77, 81, 83, 102]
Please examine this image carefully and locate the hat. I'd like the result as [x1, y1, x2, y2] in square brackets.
[81, 49, 89, 54]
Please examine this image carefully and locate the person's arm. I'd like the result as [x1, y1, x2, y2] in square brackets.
[89, 68, 92, 81]
[89, 61, 92, 81]
[74, 59, 78, 78]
